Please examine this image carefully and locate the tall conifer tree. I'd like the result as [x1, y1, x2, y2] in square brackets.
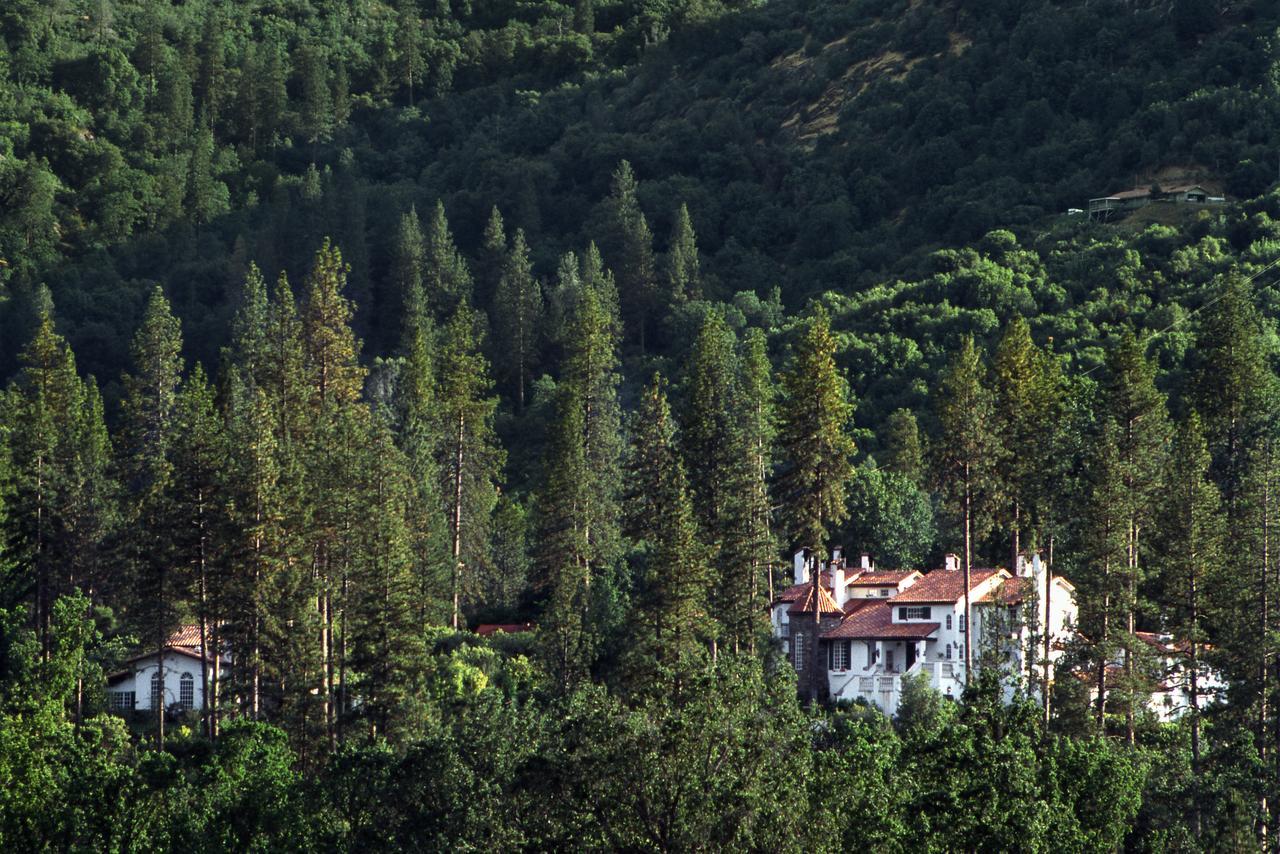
[118, 286, 184, 747]
[624, 374, 709, 693]
[1102, 330, 1169, 745]
[776, 306, 856, 556]
[436, 309, 504, 629]
[933, 335, 997, 682]
[493, 228, 542, 411]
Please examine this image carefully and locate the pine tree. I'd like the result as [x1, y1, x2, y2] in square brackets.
[1102, 330, 1169, 745]
[536, 278, 624, 689]
[493, 228, 543, 411]
[776, 306, 856, 555]
[1154, 411, 1223, 782]
[603, 161, 657, 350]
[435, 308, 504, 629]
[390, 208, 426, 348]
[4, 307, 85, 653]
[477, 206, 506, 313]
[623, 374, 710, 694]
[424, 201, 473, 317]
[393, 0, 425, 106]
[679, 311, 738, 647]
[665, 203, 701, 303]
[720, 327, 777, 652]
[118, 286, 184, 747]
[394, 252, 451, 629]
[169, 363, 230, 740]
[991, 316, 1060, 568]
[932, 335, 997, 683]
[882, 408, 923, 485]
[349, 418, 428, 741]
[1078, 418, 1128, 733]
[299, 240, 366, 746]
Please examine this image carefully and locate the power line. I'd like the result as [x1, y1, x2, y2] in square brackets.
[1077, 254, 1280, 378]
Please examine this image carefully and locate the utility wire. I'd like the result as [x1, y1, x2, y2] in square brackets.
[1077, 254, 1280, 378]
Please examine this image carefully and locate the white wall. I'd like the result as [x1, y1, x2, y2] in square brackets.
[109, 652, 207, 711]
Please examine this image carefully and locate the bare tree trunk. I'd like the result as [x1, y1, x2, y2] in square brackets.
[452, 413, 465, 630]
[1125, 520, 1137, 747]
[1097, 543, 1111, 732]
[1043, 535, 1053, 727]
[963, 468, 973, 684]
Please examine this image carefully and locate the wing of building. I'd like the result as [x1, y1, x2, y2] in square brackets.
[106, 625, 229, 716]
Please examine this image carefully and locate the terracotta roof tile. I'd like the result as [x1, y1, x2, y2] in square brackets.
[822, 601, 940, 641]
[788, 583, 845, 616]
[977, 576, 1031, 605]
[892, 568, 1006, 603]
[845, 570, 920, 587]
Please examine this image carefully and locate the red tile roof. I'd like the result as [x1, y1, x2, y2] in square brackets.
[774, 571, 832, 604]
[167, 625, 204, 649]
[978, 576, 1031, 605]
[822, 601, 939, 641]
[788, 583, 845, 616]
[846, 570, 919, 587]
[475, 622, 534, 637]
[843, 598, 876, 616]
[891, 568, 1006, 603]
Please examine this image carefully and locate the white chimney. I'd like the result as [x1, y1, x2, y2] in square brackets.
[831, 545, 844, 565]
[1016, 552, 1028, 577]
[793, 548, 809, 585]
[832, 566, 848, 608]
[944, 553, 959, 572]
[860, 552, 872, 571]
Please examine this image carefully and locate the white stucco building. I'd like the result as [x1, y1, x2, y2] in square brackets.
[106, 626, 226, 716]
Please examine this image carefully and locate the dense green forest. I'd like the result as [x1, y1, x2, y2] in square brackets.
[4, 0, 1280, 849]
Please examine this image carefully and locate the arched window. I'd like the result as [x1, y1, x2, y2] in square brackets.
[179, 673, 195, 711]
[945, 643, 952, 660]
[150, 671, 162, 710]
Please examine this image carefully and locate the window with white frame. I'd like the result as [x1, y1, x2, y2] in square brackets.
[829, 640, 850, 671]
[109, 691, 135, 713]
[150, 672, 162, 710]
[878, 589, 890, 597]
[946, 614, 952, 630]
[180, 673, 195, 711]
[959, 614, 967, 633]
[945, 643, 952, 660]
[898, 606, 932, 621]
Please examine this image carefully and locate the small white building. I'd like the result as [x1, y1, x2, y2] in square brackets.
[106, 626, 225, 716]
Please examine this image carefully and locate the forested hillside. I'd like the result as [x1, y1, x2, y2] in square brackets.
[4, 0, 1280, 849]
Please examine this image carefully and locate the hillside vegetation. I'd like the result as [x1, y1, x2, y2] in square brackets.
[4, 0, 1280, 849]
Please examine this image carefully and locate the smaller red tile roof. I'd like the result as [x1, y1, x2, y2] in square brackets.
[774, 571, 832, 604]
[1111, 187, 1153, 200]
[892, 568, 1006, 603]
[788, 584, 845, 616]
[846, 570, 919, 587]
[822, 601, 940, 641]
[475, 622, 534, 637]
[978, 576, 1031, 605]
[167, 625, 204, 649]
[843, 598, 876, 616]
